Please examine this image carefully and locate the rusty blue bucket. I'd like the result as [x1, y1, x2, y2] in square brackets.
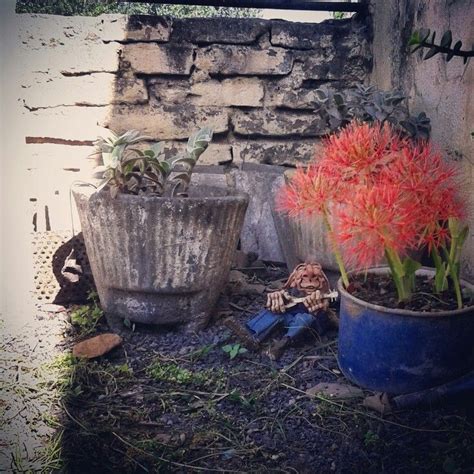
[337, 267, 474, 395]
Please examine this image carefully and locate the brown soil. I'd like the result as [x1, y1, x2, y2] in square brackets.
[348, 273, 473, 312]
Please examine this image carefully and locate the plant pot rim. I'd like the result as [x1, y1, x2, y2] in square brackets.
[337, 266, 474, 318]
[73, 184, 249, 203]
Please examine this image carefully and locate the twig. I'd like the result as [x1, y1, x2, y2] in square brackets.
[60, 402, 90, 432]
[112, 432, 244, 473]
[229, 303, 254, 314]
[280, 383, 465, 433]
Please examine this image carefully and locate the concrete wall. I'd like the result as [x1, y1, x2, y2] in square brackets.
[17, 13, 370, 232]
[1, 9, 371, 322]
[370, 0, 474, 280]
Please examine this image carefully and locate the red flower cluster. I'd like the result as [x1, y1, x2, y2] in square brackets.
[279, 121, 464, 270]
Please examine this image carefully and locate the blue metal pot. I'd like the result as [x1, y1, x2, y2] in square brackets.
[337, 267, 474, 394]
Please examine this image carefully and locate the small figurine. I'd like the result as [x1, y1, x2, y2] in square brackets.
[225, 262, 338, 360]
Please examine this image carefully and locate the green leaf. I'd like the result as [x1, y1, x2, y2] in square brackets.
[160, 160, 171, 175]
[186, 127, 213, 160]
[333, 93, 344, 106]
[144, 150, 155, 158]
[408, 32, 420, 46]
[420, 28, 431, 42]
[150, 142, 163, 156]
[222, 344, 232, 353]
[434, 262, 448, 293]
[448, 40, 463, 61]
[123, 161, 136, 175]
[453, 40, 463, 52]
[403, 257, 421, 277]
[102, 152, 114, 168]
[110, 185, 119, 199]
[171, 156, 196, 169]
[138, 158, 146, 174]
[315, 89, 327, 101]
[129, 148, 144, 157]
[458, 225, 469, 248]
[96, 177, 111, 192]
[440, 30, 452, 48]
[424, 47, 439, 60]
[229, 344, 240, 359]
[400, 120, 417, 136]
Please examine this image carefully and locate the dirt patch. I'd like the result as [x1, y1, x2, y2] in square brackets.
[349, 273, 473, 312]
[2, 266, 474, 473]
[56, 266, 474, 473]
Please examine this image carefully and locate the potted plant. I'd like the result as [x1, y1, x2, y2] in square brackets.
[73, 128, 248, 330]
[272, 85, 431, 272]
[278, 121, 474, 394]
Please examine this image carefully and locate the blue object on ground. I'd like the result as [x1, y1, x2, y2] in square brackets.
[246, 304, 315, 342]
[337, 275, 474, 395]
[246, 309, 283, 342]
[392, 370, 474, 409]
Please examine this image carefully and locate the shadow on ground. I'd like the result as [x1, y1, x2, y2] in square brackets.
[51, 265, 474, 473]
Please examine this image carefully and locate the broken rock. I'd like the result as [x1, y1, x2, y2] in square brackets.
[72, 333, 123, 359]
[227, 270, 266, 295]
[306, 382, 364, 400]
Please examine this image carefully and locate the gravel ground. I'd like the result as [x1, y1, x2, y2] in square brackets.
[1, 266, 474, 473]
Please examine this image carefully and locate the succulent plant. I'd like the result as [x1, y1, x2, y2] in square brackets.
[314, 84, 431, 140]
[409, 29, 474, 64]
[94, 127, 213, 198]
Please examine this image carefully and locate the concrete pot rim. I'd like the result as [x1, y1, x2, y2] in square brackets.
[73, 184, 249, 203]
[337, 266, 474, 319]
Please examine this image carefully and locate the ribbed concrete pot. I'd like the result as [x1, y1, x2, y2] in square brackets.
[271, 180, 338, 272]
[73, 185, 248, 329]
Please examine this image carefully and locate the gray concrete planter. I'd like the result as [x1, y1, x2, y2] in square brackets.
[73, 185, 248, 329]
[271, 178, 339, 271]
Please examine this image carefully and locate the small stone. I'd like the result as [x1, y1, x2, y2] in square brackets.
[306, 382, 363, 400]
[72, 333, 122, 359]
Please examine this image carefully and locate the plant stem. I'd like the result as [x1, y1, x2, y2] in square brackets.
[419, 40, 474, 59]
[384, 248, 411, 302]
[322, 209, 349, 288]
[451, 272, 463, 309]
[447, 236, 463, 309]
[431, 247, 448, 293]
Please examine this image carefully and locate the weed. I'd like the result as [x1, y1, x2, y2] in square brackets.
[363, 429, 380, 448]
[113, 362, 133, 376]
[123, 317, 136, 332]
[228, 389, 257, 409]
[188, 344, 215, 362]
[36, 431, 64, 473]
[40, 353, 83, 396]
[147, 361, 206, 385]
[222, 343, 248, 360]
[70, 292, 103, 336]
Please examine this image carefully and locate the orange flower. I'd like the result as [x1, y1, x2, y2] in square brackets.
[278, 121, 466, 270]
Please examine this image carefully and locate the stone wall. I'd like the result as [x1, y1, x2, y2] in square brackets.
[370, 0, 474, 280]
[18, 12, 371, 249]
